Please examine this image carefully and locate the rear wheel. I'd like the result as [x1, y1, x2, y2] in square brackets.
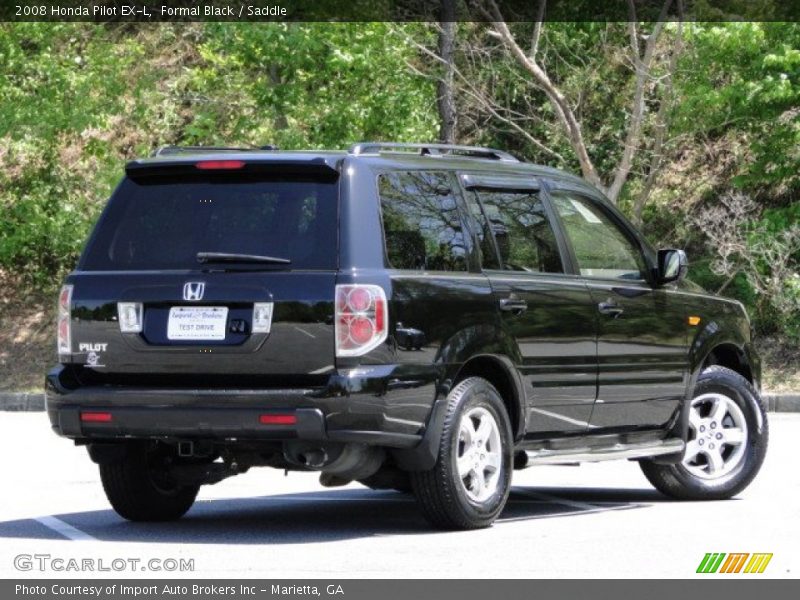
[640, 366, 768, 500]
[411, 377, 513, 529]
[100, 442, 199, 521]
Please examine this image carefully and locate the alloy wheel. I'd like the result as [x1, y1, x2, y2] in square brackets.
[682, 392, 748, 480]
[456, 407, 503, 503]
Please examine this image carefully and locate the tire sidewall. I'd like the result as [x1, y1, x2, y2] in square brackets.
[672, 367, 767, 495]
[444, 379, 513, 523]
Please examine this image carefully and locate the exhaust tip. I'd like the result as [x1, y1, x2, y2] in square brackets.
[298, 449, 327, 468]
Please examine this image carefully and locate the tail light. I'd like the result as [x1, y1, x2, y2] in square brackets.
[57, 285, 73, 357]
[335, 284, 388, 357]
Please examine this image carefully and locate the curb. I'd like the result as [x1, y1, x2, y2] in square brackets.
[764, 394, 800, 413]
[0, 392, 45, 411]
[1, 393, 799, 413]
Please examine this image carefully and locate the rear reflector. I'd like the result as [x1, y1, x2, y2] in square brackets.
[81, 412, 113, 423]
[196, 160, 246, 170]
[259, 414, 297, 425]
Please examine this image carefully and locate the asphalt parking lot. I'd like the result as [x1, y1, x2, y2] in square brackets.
[0, 412, 797, 579]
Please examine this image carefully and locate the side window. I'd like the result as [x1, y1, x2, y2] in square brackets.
[463, 189, 501, 270]
[378, 172, 468, 271]
[551, 192, 646, 280]
[469, 189, 563, 273]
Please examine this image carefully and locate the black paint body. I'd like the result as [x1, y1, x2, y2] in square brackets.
[47, 150, 760, 469]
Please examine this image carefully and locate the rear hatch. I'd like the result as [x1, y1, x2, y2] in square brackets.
[62, 157, 340, 386]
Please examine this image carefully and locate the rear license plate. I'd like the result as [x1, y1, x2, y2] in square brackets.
[167, 306, 228, 340]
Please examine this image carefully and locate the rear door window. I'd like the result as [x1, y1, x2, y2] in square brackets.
[81, 175, 338, 271]
[468, 189, 563, 274]
[378, 171, 468, 272]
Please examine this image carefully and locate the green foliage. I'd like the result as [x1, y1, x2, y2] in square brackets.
[0, 23, 437, 288]
[0, 21, 797, 343]
[675, 23, 800, 192]
[666, 23, 800, 339]
[193, 23, 437, 148]
[457, 22, 634, 177]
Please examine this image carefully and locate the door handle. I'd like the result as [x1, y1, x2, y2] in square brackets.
[598, 301, 624, 317]
[499, 297, 528, 314]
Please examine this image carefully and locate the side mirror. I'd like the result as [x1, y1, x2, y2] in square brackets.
[658, 249, 688, 284]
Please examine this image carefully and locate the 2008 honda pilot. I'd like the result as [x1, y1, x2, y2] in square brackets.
[47, 143, 768, 529]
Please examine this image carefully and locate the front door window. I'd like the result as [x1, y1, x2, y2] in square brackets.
[551, 192, 646, 281]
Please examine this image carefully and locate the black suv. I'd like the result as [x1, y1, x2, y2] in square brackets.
[47, 143, 768, 529]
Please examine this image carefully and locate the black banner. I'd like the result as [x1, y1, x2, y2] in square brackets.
[5, 580, 800, 600]
[1, 0, 799, 22]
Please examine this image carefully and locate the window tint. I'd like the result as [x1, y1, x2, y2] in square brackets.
[463, 189, 501, 270]
[81, 175, 338, 270]
[471, 189, 563, 273]
[551, 192, 646, 280]
[379, 172, 468, 271]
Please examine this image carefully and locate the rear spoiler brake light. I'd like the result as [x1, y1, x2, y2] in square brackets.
[125, 159, 340, 181]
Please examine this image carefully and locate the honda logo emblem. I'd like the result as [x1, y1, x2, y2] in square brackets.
[183, 282, 205, 302]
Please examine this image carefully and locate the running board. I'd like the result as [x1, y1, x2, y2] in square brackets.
[522, 438, 685, 467]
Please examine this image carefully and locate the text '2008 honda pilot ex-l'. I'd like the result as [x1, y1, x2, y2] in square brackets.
[47, 143, 768, 529]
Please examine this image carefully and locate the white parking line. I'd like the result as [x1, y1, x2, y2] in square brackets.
[293, 327, 316, 338]
[34, 516, 97, 541]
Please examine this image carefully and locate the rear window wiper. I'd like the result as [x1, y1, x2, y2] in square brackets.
[196, 252, 292, 265]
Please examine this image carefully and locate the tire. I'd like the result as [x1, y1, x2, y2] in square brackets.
[640, 366, 768, 500]
[411, 377, 513, 530]
[99, 442, 199, 521]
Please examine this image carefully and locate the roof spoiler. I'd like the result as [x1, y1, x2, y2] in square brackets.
[125, 157, 339, 181]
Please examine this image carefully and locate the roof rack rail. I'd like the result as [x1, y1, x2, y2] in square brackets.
[152, 145, 278, 157]
[347, 142, 519, 162]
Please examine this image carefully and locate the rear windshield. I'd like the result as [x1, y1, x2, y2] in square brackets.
[81, 174, 338, 271]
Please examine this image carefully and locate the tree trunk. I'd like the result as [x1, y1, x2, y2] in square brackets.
[269, 64, 289, 132]
[437, 1, 457, 144]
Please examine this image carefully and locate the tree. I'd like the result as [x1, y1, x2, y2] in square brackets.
[464, 0, 684, 205]
[693, 191, 800, 339]
[436, 0, 458, 143]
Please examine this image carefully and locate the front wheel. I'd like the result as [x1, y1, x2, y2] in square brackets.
[411, 377, 513, 529]
[100, 442, 199, 521]
[640, 366, 768, 500]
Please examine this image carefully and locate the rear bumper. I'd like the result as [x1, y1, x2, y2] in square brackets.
[45, 364, 439, 450]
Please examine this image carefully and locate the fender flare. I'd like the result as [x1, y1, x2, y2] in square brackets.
[392, 353, 526, 471]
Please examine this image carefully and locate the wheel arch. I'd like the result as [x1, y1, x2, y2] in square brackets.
[451, 354, 526, 441]
[699, 343, 754, 384]
[668, 339, 758, 454]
